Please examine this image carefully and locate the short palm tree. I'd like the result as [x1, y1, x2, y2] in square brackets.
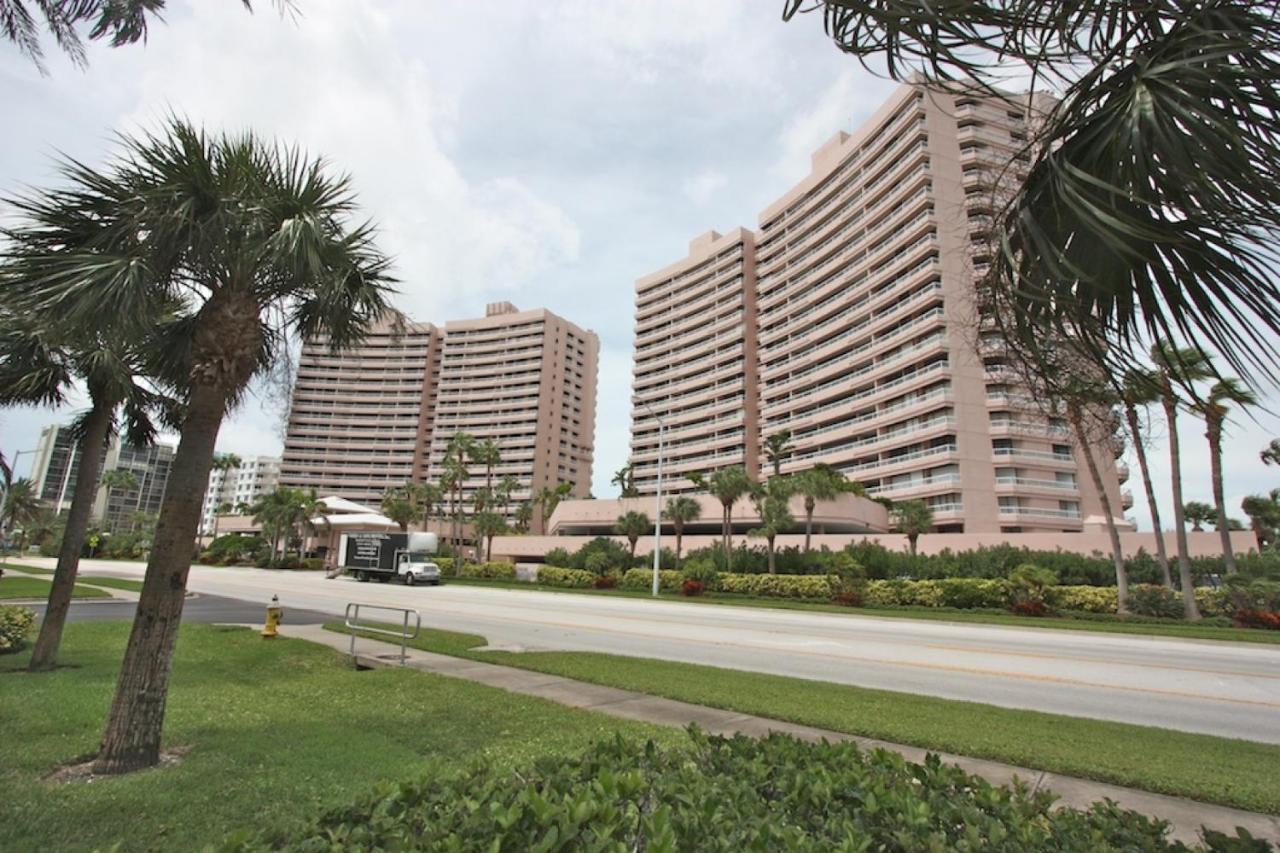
[614, 510, 651, 563]
[442, 433, 474, 559]
[763, 431, 792, 477]
[689, 466, 752, 571]
[1192, 379, 1257, 573]
[611, 462, 637, 498]
[381, 491, 415, 533]
[1241, 493, 1280, 550]
[893, 500, 933, 558]
[793, 464, 861, 556]
[748, 478, 794, 574]
[1182, 501, 1215, 533]
[514, 500, 533, 534]
[0, 477, 40, 540]
[99, 468, 138, 496]
[1151, 343, 1212, 619]
[473, 511, 506, 562]
[1114, 369, 1173, 586]
[1, 118, 392, 774]
[663, 496, 701, 564]
[534, 482, 573, 532]
[470, 438, 501, 494]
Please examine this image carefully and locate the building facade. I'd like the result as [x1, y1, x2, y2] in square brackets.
[279, 314, 442, 505]
[30, 423, 175, 530]
[425, 302, 599, 532]
[630, 83, 1129, 534]
[280, 304, 599, 530]
[200, 455, 281, 536]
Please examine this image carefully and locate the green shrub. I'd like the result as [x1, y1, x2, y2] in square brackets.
[620, 568, 682, 592]
[434, 557, 454, 577]
[935, 577, 1008, 609]
[1195, 586, 1229, 617]
[1126, 584, 1184, 619]
[1049, 585, 1117, 614]
[543, 547, 573, 568]
[1222, 576, 1280, 614]
[864, 579, 908, 607]
[900, 580, 945, 607]
[0, 605, 36, 654]
[457, 561, 517, 581]
[301, 558, 325, 571]
[1008, 563, 1058, 607]
[536, 566, 595, 588]
[717, 573, 835, 599]
[254, 729, 1230, 851]
[680, 556, 719, 589]
[568, 537, 633, 572]
[584, 552, 612, 576]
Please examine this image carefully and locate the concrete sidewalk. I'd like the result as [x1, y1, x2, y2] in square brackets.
[282, 623, 1279, 846]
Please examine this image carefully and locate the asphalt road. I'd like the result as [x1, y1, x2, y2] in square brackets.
[12, 557, 1280, 744]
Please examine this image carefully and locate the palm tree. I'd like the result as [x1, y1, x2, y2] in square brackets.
[534, 482, 573, 532]
[763, 430, 792, 477]
[1151, 343, 1212, 620]
[784, 3, 1280, 387]
[611, 463, 638, 498]
[614, 510, 651, 562]
[514, 500, 533, 534]
[472, 511, 506, 563]
[1182, 502, 1215, 533]
[470, 438, 501, 495]
[0, 478, 40, 542]
[893, 500, 933, 558]
[1, 0, 271, 72]
[99, 469, 138, 496]
[748, 478, 794, 574]
[793, 464, 861, 556]
[663, 496, 701, 564]
[1262, 440, 1280, 467]
[1241, 493, 1280, 550]
[416, 482, 443, 532]
[381, 492, 415, 533]
[442, 433, 474, 560]
[1, 119, 392, 774]
[296, 490, 328, 559]
[688, 466, 752, 570]
[1191, 379, 1258, 574]
[496, 475, 520, 516]
[1114, 369, 1173, 586]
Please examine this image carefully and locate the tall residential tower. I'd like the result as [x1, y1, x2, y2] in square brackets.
[629, 83, 1129, 534]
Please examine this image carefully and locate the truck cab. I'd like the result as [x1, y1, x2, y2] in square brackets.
[396, 549, 441, 586]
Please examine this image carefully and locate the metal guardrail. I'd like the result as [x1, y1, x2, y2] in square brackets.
[344, 602, 420, 666]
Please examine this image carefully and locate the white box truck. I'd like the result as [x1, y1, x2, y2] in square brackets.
[339, 531, 441, 585]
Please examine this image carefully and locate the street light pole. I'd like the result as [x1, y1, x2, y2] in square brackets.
[640, 401, 665, 599]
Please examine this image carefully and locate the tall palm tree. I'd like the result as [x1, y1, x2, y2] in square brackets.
[784, 2, 1280, 386]
[470, 438, 501, 495]
[663, 496, 701, 564]
[1114, 369, 1173, 586]
[442, 433, 474, 559]
[0, 478, 40, 540]
[472, 511, 506, 563]
[1193, 379, 1258, 573]
[893, 500, 933, 557]
[614, 510, 651, 562]
[689, 466, 752, 571]
[1, 118, 392, 774]
[1241, 493, 1280, 550]
[99, 468, 138, 496]
[496, 475, 520, 517]
[534, 482, 573, 532]
[749, 477, 794, 574]
[416, 481, 443, 532]
[381, 491, 415, 533]
[763, 430, 792, 477]
[0, 316, 171, 674]
[1151, 343, 1212, 619]
[514, 500, 533, 534]
[611, 462, 637, 498]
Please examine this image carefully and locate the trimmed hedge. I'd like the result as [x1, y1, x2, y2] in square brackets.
[0, 605, 35, 654]
[456, 561, 517, 581]
[620, 568, 683, 592]
[717, 573, 836, 600]
[1048, 585, 1117, 614]
[536, 566, 596, 588]
[251, 729, 1241, 851]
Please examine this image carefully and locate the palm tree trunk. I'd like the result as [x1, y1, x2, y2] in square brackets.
[674, 524, 683, 564]
[804, 499, 814, 555]
[1163, 394, 1201, 619]
[724, 503, 734, 572]
[1069, 408, 1130, 616]
[908, 534, 918, 556]
[1207, 420, 1238, 574]
[28, 399, 114, 672]
[94, 384, 226, 774]
[767, 535, 776, 574]
[1125, 404, 1173, 586]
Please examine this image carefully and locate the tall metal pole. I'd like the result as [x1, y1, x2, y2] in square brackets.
[652, 419, 664, 598]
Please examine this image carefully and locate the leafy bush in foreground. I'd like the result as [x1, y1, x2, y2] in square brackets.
[242, 730, 1257, 852]
[0, 605, 36, 654]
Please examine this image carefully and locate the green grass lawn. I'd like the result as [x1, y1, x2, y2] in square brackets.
[0, 576, 108, 600]
[0, 622, 679, 852]
[4, 565, 150, 593]
[444, 576, 1280, 645]
[326, 620, 1280, 816]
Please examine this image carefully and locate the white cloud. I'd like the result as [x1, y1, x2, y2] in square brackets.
[681, 169, 727, 205]
[770, 69, 897, 185]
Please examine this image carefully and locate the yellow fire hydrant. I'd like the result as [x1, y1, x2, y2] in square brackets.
[262, 594, 283, 638]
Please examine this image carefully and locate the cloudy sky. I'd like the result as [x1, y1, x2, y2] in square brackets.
[2, 0, 1277, 529]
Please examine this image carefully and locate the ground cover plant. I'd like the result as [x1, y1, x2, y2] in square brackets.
[240, 729, 1266, 852]
[0, 622, 677, 851]
[327, 621, 1280, 815]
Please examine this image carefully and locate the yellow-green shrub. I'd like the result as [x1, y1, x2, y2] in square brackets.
[717, 573, 835, 599]
[537, 566, 596, 588]
[0, 605, 35, 654]
[1194, 586, 1228, 616]
[434, 557, 454, 576]
[457, 561, 517, 580]
[1050, 585, 1117, 613]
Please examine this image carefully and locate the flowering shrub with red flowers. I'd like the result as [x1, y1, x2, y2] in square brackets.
[681, 580, 704, 597]
[593, 574, 618, 589]
[1234, 609, 1280, 630]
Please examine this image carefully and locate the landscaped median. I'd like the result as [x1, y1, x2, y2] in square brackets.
[325, 619, 1280, 816]
[434, 558, 1280, 645]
